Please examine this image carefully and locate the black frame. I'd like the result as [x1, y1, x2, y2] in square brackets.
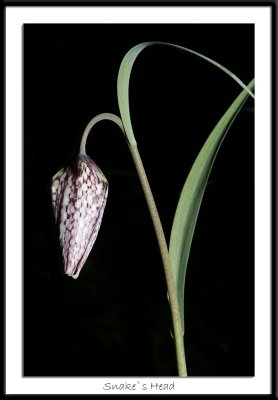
[4, 0, 276, 396]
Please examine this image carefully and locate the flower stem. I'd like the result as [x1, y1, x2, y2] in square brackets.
[80, 113, 125, 155]
[129, 144, 187, 377]
[80, 113, 187, 377]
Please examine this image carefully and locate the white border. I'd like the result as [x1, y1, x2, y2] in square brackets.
[5, 6, 271, 395]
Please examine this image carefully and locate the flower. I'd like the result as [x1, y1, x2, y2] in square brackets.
[51, 153, 108, 279]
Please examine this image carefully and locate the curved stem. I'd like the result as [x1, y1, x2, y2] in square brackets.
[80, 112, 187, 377]
[80, 112, 124, 155]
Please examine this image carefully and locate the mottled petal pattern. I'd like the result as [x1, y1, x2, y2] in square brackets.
[51, 153, 108, 279]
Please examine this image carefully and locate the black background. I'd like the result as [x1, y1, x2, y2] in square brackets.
[24, 24, 254, 377]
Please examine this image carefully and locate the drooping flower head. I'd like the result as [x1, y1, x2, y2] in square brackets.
[51, 153, 108, 279]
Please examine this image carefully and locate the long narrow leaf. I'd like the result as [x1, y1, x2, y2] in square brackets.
[117, 41, 254, 147]
[117, 41, 254, 336]
[169, 79, 255, 334]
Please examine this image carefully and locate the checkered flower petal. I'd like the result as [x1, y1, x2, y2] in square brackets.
[51, 153, 108, 279]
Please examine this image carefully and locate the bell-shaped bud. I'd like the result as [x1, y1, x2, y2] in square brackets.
[51, 153, 108, 279]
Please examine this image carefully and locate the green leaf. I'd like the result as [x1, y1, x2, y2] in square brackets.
[117, 41, 254, 337]
[117, 41, 254, 147]
[169, 79, 255, 334]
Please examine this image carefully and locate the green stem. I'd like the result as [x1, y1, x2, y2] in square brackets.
[129, 144, 187, 377]
[80, 112, 124, 155]
[80, 112, 187, 377]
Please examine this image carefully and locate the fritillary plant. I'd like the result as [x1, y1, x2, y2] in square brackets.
[51, 41, 254, 377]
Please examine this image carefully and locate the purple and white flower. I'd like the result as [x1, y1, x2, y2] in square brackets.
[51, 153, 108, 279]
